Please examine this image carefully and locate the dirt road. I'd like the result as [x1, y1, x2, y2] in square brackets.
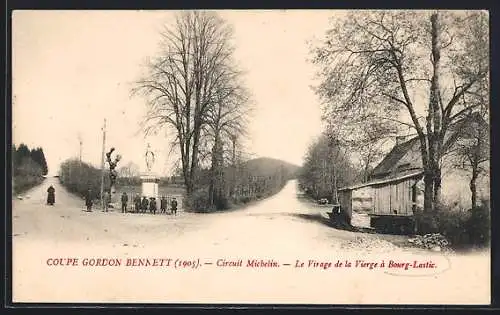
[12, 178, 490, 304]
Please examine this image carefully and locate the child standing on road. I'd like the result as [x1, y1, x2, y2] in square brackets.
[121, 192, 128, 213]
[170, 197, 178, 216]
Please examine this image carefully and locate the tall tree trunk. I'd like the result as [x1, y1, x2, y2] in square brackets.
[430, 13, 443, 205]
[189, 123, 202, 193]
[209, 130, 224, 208]
[423, 173, 434, 214]
[470, 167, 478, 209]
[417, 13, 443, 234]
[423, 12, 443, 216]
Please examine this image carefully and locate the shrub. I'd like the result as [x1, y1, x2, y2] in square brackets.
[425, 200, 491, 250]
[414, 209, 439, 235]
[435, 204, 471, 247]
[213, 195, 230, 211]
[239, 196, 251, 204]
[13, 174, 44, 195]
[12, 156, 45, 194]
[466, 199, 490, 247]
[184, 189, 210, 213]
[59, 159, 107, 200]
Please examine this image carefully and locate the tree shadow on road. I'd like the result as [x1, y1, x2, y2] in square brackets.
[287, 212, 416, 249]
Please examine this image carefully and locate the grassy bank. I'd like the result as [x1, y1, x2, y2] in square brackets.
[13, 175, 45, 195]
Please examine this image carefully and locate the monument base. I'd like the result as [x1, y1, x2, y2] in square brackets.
[109, 185, 119, 208]
[141, 173, 160, 209]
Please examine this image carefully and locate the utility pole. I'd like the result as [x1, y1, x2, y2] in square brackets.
[100, 119, 107, 209]
[78, 134, 83, 163]
[230, 134, 237, 197]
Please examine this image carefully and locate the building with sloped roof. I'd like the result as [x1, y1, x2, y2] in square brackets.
[337, 114, 489, 233]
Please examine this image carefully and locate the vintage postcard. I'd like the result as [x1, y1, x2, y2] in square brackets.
[11, 9, 490, 304]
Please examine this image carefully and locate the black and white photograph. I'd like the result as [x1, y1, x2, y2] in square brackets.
[11, 9, 490, 304]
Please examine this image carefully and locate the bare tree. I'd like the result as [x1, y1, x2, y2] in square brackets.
[204, 72, 252, 208]
[132, 11, 238, 194]
[311, 10, 489, 229]
[325, 118, 395, 183]
[299, 133, 355, 201]
[450, 110, 489, 208]
[117, 161, 141, 178]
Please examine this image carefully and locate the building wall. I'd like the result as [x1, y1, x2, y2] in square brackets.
[372, 178, 417, 216]
[395, 141, 490, 209]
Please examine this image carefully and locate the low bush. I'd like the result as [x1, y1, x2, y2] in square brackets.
[417, 200, 491, 250]
[213, 195, 231, 211]
[239, 196, 251, 204]
[13, 155, 46, 195]
[13, 174, 44, 195]
[184, 189, 211, 213]
[465, 200, 490, 248]
[59, 159, 108, 200]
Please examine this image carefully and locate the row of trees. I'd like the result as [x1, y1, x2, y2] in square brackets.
[187, 157, 293, 212]
[310, 10, 489, 232]
[13, 143, 48, 176]
[132, 11, 253, 211]
[12, 143, 48, 193]
[298, 134, 357, 202]
[59, 159, 109, 200]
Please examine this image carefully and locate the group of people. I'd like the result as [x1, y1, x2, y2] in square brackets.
[83, 189, 178, 215]
[46, 185, 179, 215]
[132, 194, 178, 215]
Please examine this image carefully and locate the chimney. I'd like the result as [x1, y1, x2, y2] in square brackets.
[395, 135, 407, 146]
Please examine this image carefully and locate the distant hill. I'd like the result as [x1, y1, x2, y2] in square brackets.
[241, 157, 300, 179]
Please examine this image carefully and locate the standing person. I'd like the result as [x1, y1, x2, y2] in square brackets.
[141, 196, 149, 213]
[121, 192, 128, 213]
[103, 190, 110, 212]
[160, 196, 167, 214]
[85, 189, 93, 212]
[134, 193, 141, 213]
[46, 185, 55, 205]
[149, 197, 157, 214]
[170, 197, 178, 216]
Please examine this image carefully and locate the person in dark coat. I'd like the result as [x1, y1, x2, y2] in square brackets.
[170, 197, 178, 216]
[46, 185, 55, 205]
[149, 197, 157, 214]
[141, 196, 149, 213]
[85, 189, 93, 212]
[160, 196, 167, 214]
[121, 192, 128, 213]
[134, 193, 141, 213]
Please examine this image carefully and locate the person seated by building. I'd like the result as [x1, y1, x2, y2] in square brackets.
[134, 193, 141, 213]
[149, 197, 157, 214]
[141, 196, 149, 213]
[46, 185, 55, 206]
[160, 196, 167, 214]
[121, 192, 128, 213]
[170, 197, 178, 215]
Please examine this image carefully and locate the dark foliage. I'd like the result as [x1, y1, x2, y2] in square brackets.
[420, 199, 491, 249]
[12, 143, 48, 194]
[59, 159, 109, 200]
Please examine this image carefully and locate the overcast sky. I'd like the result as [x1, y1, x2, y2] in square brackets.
[13, 10, 335, 176]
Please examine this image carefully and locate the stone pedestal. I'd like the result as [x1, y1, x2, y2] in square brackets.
[141, 173, 160, 208]
[110, 185, 118, 203]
